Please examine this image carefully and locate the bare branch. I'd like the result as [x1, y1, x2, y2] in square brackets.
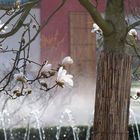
[21, 0, 68, 51]
[78, 0, 113, 36]
[0, 9, 24, 34]
[128, 20, 140, 31]
[0, 8, 32, 38]
[0, 0, 73, 100]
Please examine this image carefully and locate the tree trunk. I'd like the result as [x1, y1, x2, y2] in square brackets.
[93, 52, 131, 140]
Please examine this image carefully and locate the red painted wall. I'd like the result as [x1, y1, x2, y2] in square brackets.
[40, 0, 104, 64]
[40, 0, 140, 63]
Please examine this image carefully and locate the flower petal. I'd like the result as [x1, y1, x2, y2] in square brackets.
[57, 67, 66, 80]
[62, 56, 73, 65]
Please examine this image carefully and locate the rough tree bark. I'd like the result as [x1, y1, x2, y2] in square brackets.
[78, 0, 133, 140]
[93, 52, 131, 140]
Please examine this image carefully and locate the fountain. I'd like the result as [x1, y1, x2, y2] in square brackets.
[0, 112, 8, 140]
[0, 2, 140, 140]
[0, 84, 138, 140]
[30, 111, 43, 140]
[130, 108, 140, 140]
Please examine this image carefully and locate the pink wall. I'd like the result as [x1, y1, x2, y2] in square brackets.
[40, 0, 140, 63]
[40, 0, 83, 63]
[40, 0, 105, 63]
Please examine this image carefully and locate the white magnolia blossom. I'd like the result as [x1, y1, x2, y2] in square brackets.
[0, 20, 8, 33]
[13, 87, 20, 93]
[40, 79, 48, 88]
[15, 0, 21, 9]
[128, 29, 138, 40]
[41, 61, 52, 73]
[14, 72, 27, 83]
[24, 88, 32, 95]
[62, 56, 73, 66]
[13, 88, 21, 97]
[56, 67, 73, 88]
[91, 23, 102, 35]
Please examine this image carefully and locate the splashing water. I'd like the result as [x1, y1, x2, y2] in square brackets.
[130, 108, 140, 140]
[27, 120, 31, 140]
[41, 127, 46, 140]
[30, 111, 43, 140]
[86, 110, 94, 140]
[131, 123, 137, 140]
[5, 111, 14, 140]
[59, 108, 80, 140]
[56, 126, 61, 140]
[24, 118, 30, 140]
[0, 111, 8, 140]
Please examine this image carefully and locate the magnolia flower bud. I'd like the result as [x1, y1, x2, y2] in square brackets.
[41, 61, 52, 77]
[27, 89, 32, 95]
[56, 80, 65, 88]
[128, 29, 138, 40]
[49, 71, 55, 76]
[62, 56, 73, 66]
[15, 0, 20, 9]
[40, 79, 48, 88]
[0, 46, 3, 52]
[32, 23, 37, 29]
[16, 92, 21, 97]
[13, 89, 20, 94]
[91, 23, 102, 35]
[21, 38, 25, 45]
[0, 20, 8, 33]
[13, 89, 21, 97]
[14, 72, 27, 83]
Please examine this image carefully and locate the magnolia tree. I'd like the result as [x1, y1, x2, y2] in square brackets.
[92, 23, 140, 96]
[0, 0, 74, 100]
[1, 0, 140, 140]
[78, 0, 140, 140]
